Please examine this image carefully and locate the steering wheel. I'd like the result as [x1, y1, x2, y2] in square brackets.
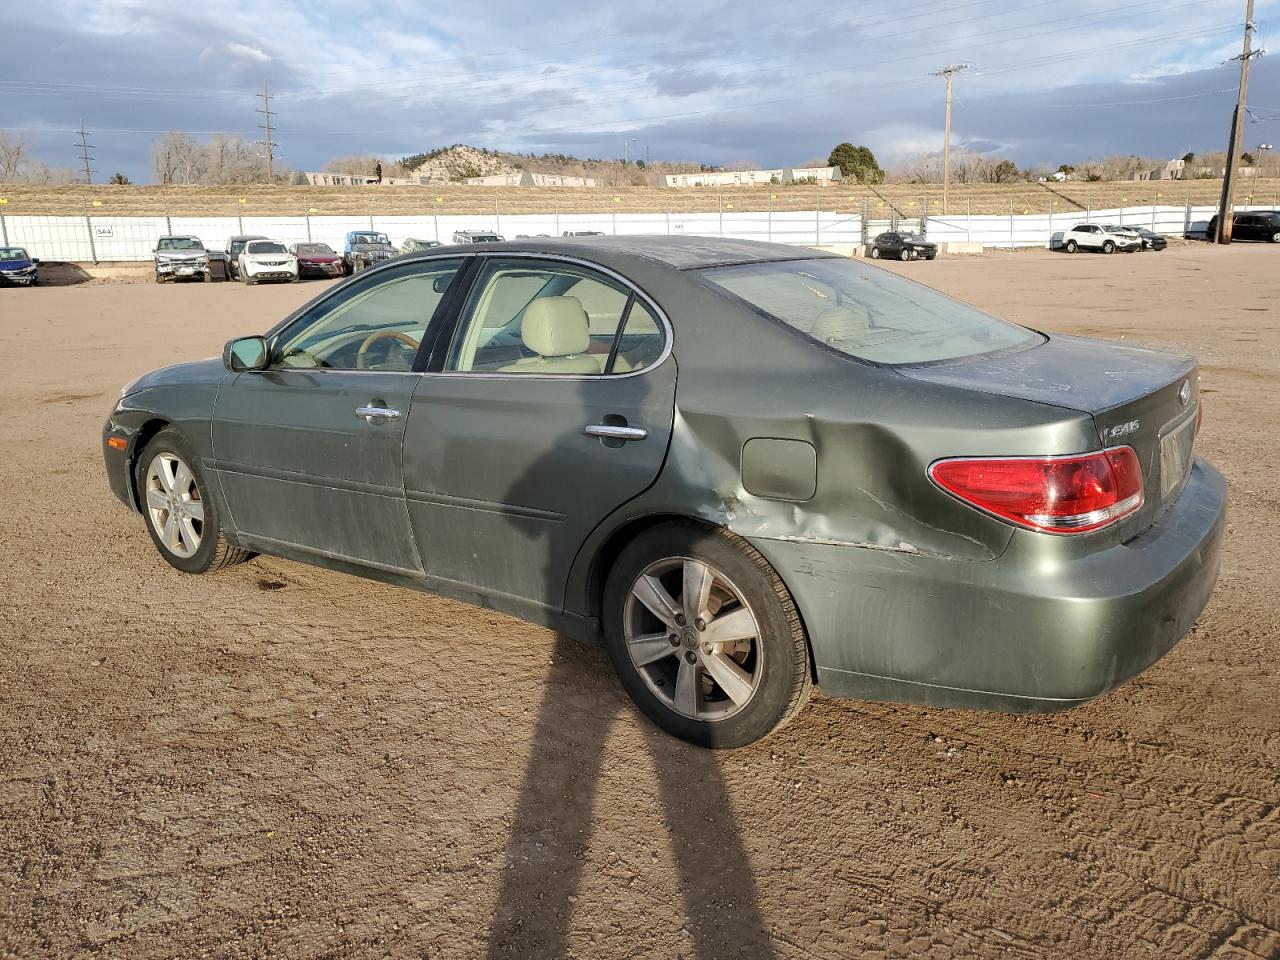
[356, 330, 420, 369]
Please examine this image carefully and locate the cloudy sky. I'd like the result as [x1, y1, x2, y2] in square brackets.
[4, 0, 1279, 181]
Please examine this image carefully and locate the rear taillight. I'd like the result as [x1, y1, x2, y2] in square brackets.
[929, 447, 1144, 534]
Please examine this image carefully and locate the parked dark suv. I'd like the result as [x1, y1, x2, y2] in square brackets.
[1206, 210, 1280, 243]
[224, 235, 268, 280]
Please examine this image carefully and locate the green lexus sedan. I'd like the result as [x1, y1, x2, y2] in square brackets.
[102, 237, 1225, 748]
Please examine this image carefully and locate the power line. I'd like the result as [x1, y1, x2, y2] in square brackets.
[75, 119, 94, 185]
[931, 64, 971, 215]
[256, 81, 277, 184]
[1217, 0, 1264, 243]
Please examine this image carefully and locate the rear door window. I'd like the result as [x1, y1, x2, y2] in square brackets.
[446, 258, 658, 375]
[699, 257, 1042, 366]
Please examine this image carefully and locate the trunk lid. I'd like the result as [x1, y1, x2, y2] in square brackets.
[900, 334, 1200, 537]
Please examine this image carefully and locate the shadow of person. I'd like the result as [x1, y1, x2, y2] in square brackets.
[484, 362, 777, 960]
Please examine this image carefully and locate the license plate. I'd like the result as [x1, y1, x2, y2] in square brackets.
[1159, 412, 1196, 501]
[177, 267, 195, 275]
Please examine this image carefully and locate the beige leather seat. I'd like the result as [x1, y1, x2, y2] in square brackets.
[499, 296, 601, 375]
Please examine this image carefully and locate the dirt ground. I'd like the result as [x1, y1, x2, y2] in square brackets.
[5, 177, 1278, 217]
[1, 244, 1277, 960]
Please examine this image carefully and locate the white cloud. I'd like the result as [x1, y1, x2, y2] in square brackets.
[226, 41, 272, 63]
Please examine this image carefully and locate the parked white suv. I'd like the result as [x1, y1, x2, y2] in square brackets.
[1061, 223, 1141, 254]
[238, 240, 299, 285]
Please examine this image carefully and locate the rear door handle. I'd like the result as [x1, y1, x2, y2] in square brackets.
[584, 424, 647, 442]
[355, 405, 401, 422]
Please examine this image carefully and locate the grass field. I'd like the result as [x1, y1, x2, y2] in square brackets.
[4, 178, 1279, 218]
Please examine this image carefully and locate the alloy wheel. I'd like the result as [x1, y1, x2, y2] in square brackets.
[623, 557, 763, 722]
[144, 452, 205, 559]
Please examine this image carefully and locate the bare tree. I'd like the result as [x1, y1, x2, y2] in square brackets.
[323, 153, 382, 177]
[0, 133, 28, 182]
[151, 131, 208, 185]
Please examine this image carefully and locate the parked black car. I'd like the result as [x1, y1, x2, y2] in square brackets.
[1126, 227, 1168, 251]
[1206, 210, 1280, 243]
[869, 231, 937, 261]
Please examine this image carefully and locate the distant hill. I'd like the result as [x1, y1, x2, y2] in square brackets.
[396, 143, 710, 186]
[401, 145, 519, 182]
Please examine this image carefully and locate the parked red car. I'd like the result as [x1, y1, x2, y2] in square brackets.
[288, 242, 344, 279]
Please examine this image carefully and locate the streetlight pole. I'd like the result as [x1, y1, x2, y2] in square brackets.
[624, 138, 637, 165]
[931, 63, 970, 215]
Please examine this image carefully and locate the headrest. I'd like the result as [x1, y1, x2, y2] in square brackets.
[809, 304, 871, 342]
[521, 297, 590, 357]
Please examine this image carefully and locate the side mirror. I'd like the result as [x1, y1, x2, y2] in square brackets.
[223, 336, 269, 372]
[432, 275, 452, 294]
[31, 258, 40, 265]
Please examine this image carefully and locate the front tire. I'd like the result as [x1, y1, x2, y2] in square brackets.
[1272, 232, 1280, 243]
[602, 524, 812, 749]
[135, 428, 252, 574]
[899, 247, 911, 261]
[869, 246, 881, 259]
[1102, 240, 1115, 254]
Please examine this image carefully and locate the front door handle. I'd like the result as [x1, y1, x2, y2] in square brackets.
[584, 423, 647, 442]
[355, 405, 401, 423]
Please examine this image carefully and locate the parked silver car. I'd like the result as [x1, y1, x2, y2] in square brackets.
[153, 236, 212, 283]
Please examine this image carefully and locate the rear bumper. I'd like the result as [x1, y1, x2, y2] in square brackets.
[749, 458, 1227, 712]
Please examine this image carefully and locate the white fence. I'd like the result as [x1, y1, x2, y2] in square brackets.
[0, 203, 1257, 263]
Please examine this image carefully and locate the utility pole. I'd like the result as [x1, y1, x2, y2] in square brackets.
[1216, 0, 1262, 244]
[75, 119, 95, 185]
[256, 81, 277, 184]
[931, 63, 970, 215]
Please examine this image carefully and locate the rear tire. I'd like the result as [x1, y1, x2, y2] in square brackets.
[1272, 232, 1280, 243]
[1065, 239, 1077, 254]
[899, 247, 911, 261]
[869, 246, 881, 259]
[135, 428, 252, 575]
[602, 523, 813, 749]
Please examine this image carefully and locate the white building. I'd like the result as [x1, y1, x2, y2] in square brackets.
[662, 166, 842, 187]
[463, 172, 598, 187]
[663, 169, 784, 187]
[783, 166, 842, 184]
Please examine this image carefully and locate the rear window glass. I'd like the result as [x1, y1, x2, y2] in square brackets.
[698, 258, 1042, 365]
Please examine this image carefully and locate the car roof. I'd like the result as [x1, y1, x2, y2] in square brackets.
[415, 235, 840, 271]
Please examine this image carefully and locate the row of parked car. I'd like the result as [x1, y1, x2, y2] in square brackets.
[149, 228, 614, 285]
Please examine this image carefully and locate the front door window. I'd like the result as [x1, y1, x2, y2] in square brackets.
[275, 259, 464, 371]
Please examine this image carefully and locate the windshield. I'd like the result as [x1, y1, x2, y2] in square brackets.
[0, 247, 30, 261]
[699, 257, 1043, 365]
[246, 241, 287, 255]
[352, 233, 390, 246]
[295, 243, 334, 255]
[157, 237, 204, 251]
